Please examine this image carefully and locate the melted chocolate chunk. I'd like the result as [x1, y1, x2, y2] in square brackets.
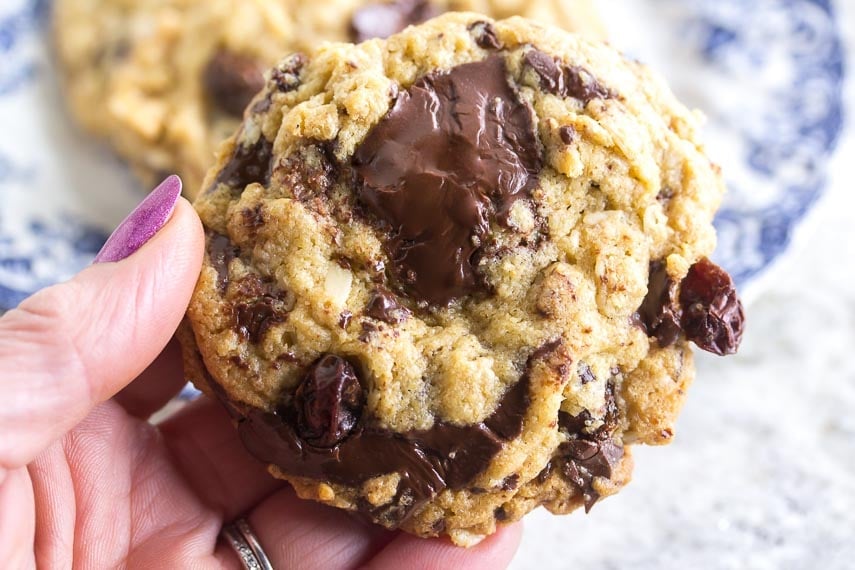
[295, 355, 365, 447]
[637, 261, 682, 347]
[556, 381, 623, 510]
[232, 274, 291, 343]
[523, 49, 615, 104]
[559, 438, 623, 512]
[208, 233, 240, 293]
[353, 56, 542, 306]
[222, 342, 554, 526]
[203, 50, 266, 117]
[271, 53, 306, 93]
[349, 0, 440, 42]
[212, 137, 274, 192]
[679, 258, 744, 355]
[234, 297, 287, 344]
[365, 289, 410, 323]
[468, 21, 502, 50]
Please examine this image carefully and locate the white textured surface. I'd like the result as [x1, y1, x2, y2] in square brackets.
[511, 3, 855, 568]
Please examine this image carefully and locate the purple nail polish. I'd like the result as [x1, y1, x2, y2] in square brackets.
[93, 175, 183, 264]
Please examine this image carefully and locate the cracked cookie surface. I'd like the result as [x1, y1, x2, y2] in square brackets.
[180, 13, 744, 546]
[54, 0, 605, 198]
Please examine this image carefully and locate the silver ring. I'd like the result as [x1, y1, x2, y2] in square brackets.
[221, 518, 274, 570]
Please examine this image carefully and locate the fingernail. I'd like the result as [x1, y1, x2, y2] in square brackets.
[94, 175, 183, 264]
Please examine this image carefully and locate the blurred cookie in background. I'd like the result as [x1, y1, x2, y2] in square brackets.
[53, 0, 605, 198]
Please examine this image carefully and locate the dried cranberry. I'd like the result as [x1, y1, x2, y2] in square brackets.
[294, 355, 365, 447]
[679, 258, 745, 355]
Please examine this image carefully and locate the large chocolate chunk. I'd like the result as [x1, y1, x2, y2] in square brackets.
[295, 355, 365, 447]
[637, 261, 682, 347]
[679, 258, 745, 355]
[212, 136, 274, 193]
[349, 0, 440, 43]
[559, 438, 623, 511]
[234, 298, 286, 344]
[203, 50, 266, 117]
[556, 381, 623, 510]
[353, 56, 542, 306]
[523, 49, 615, 104]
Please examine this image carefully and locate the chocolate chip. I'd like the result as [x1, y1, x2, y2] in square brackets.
[679, 258, 744, 355]
[656, 185, 675, 204]
[558, 125, 576, 144]
[554, 380, 623, 511]
[349, 0, 440, 42]
[500, 474, 519, 491]
[353, 56, 542, 306]
[338, 311, 353, 329]
[242, 204, 265, 235]
[637, 261, 682, 347]
[203, 50, 266, 117]
[208, 233, 240, 293]
[558, 382, 619, 440]
[578, 363, 595, 384]
[212, 136, 274, 192]
[271, 53, 306, 93]
[294, 355, 366, 448]
[468, 21, 502, 49]
[559, 439, 623, 512]
[365, 289, 410, 323]
[359, 321, 379, 342]
[535, 462, 553, 485]
[276, 142, 336, 201]
[494, 506, 509, 521]
[558, 410, 591, 435]
[234, 295, 288, 344]
[523, 49, 615, 104]
[562, 439, 599, 461]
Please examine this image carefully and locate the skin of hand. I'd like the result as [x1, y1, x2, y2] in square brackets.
[0, 188, 522, 568]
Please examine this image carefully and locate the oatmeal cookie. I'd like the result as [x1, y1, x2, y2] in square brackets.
[180, 13, 744, 546]
[53, 0, 605, 198]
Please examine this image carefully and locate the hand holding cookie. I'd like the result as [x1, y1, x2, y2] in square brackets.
[0, 176, 521, 568]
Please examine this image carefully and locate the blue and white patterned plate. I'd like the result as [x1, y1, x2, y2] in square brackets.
[0, 0, 845, 310]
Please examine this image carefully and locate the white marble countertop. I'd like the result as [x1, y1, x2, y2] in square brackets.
[511, 4, 855, 569]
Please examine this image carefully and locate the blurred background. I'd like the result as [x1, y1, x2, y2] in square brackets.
[1, 0, 852, 568]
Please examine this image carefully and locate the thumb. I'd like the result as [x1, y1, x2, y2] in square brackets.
[0, 176, 203, 471]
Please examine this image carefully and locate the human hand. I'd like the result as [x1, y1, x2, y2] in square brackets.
[0, 177, 522, 569]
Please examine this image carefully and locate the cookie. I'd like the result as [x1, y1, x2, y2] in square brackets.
[53, 0, 605, 198]
[180, 13, 745, 546]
